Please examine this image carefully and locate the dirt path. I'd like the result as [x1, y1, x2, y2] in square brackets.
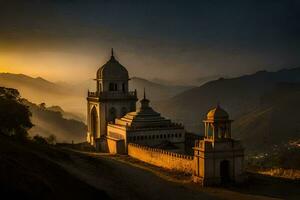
[57, 150, 298, 200]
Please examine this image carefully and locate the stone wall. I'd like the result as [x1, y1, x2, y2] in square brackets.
[107, 137, 125, 154]
[128, 143, 194, 174]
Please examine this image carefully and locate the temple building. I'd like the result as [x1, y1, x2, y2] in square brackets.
[86, 49, 245, 185]
[106, 90, 185, 154]
[87, 49, 185, 153]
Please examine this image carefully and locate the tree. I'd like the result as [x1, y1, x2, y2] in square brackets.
[39, 102, 46, 110]
[32, 135, 48, 145]
[46, 134, 57, 145]
[0, 87, 33, 140]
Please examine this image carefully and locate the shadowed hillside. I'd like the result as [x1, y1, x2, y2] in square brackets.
[155, 68, 300, 140]
[129, 77, 194, 101]
[0, 135, 108, 199]
[233, 82, 300, 151]
[23, 100, 87, 143]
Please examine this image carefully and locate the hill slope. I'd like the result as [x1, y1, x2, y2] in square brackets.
[23, 100, 86, 143]
[155, 68, 300, 140]
[0, 135, 108, 199]
[129, 77, 193, 101]
[233, 82, 300, 150]
[0, 73, 85, 115]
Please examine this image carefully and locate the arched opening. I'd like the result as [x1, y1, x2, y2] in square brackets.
[122, 83, 126, 92]
[220, 160, 230, 184]
[91, 107, 98, 140]
[121, 107, 127, 116]
[109, 107, 117, 122]
[109, 83, 118, 91]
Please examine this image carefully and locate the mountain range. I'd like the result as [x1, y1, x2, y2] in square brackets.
[232, 82, 300, 151]
[0, 73, 193, 116]
[154, 67, 300, 150]
[23, 100, 86, 143]
[1, 68, 300, 150]
[0, 73, 193, 143]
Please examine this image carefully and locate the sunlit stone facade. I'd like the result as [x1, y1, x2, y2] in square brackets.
[86, 49, 137, 150]
[193, 105, 245, 185]
[107, 91, 185, 153]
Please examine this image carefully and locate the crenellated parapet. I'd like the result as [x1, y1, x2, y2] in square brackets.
[128, 143, 193, 160]
[128, 143, 194, 174]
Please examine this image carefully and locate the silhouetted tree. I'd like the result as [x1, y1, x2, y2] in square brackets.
[39, 102, 46, 110]
[46, 134, 57, 145]
[32, 135, 48, 145]
[0, 87, 33, 140]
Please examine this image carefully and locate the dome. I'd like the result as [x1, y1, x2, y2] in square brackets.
[206, 105, 229, 120]
[96, 49, 129, 80]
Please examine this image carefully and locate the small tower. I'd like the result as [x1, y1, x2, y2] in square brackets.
[203, 104, 232, 140]
[86, 49, 138, 150]
[193, 105, 245, 186]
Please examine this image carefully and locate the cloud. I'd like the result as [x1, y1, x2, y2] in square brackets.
[0, 0, 299, 84]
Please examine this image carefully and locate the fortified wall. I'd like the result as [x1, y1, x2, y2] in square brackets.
[128, 143, 194, 174]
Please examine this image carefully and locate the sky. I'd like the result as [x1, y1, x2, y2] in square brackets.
[0, 0, 300, 85]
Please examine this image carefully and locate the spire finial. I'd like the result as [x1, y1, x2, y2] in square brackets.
[140, 87, 150, 109]
[111, 48, 114, 57]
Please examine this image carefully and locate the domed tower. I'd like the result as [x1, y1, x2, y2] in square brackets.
[193, 105, 245, 186]
[87, 49, 137, 149]
[203, 104, 232, 140]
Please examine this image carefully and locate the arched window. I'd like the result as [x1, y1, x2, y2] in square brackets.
[109, 83, 118, 91]
[91, 106, 98, 138]
[121, 107, 127, 116]
[220, 160, 230, 183]
[109, 107, 117, 122]
[122, 83, 126, 92]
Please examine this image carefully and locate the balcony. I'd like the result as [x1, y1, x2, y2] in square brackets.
[88, 90, 137, 100]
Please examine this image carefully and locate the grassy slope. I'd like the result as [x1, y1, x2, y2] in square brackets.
[0, 135, 108, 200]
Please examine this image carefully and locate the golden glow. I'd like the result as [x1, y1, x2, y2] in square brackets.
[0, 51, 100, 82]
